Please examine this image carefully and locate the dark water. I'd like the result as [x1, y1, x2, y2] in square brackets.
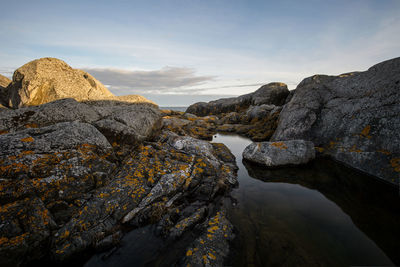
[215, 133, 400, 267]
[86, 133, 400, 267]
[160, 106, 187, 112]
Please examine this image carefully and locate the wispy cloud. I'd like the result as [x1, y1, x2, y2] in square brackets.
[83, 66, 215, 95]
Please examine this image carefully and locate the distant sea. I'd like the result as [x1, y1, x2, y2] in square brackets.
[160, 106, 187, 112]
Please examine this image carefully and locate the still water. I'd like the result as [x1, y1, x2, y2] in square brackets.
[216, 133, 399, 267]
[86, 133, 399, 266]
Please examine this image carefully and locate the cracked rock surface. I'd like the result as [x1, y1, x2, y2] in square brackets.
[272, 57, 400, 184]
[0, 98, 238, 266]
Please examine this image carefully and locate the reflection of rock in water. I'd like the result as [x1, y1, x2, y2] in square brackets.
[242, 158, 400, 265]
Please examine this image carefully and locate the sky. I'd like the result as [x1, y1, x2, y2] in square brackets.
[0, 0, 399, 106]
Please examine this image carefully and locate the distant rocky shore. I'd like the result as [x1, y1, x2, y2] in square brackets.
[0, 57, 399, 266]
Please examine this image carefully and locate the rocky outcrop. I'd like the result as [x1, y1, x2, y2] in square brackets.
[0, 96, 238, 266]
[0, 74, 11, 107]
[0, 98, 160, 147]
[3, 58, 156, 108]
[243, 140, 315, 167]
[272, 57, 400, 184]
[186, 82, 289, 116]
[162, 83, 290, 142]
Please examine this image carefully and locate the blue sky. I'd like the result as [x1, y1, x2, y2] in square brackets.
[1, 0, 399, 105]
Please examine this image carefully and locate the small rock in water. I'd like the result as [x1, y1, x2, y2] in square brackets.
[242, 140, 315, 167]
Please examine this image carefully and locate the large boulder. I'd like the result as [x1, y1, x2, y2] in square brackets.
[0, 98, 161, 145]
[186, 82, 289, 116]
[4, 58, 156, 108]
[5, 58, 113, 108]
[243, 140, 315, 167]
[272, 57, 400, 184]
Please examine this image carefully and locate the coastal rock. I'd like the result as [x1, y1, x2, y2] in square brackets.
[272, 57, 400, 184]
[243, 140, 315, 167]
[186, 82, 289, 116]
[0, 98, 161, 145]
[162, 115, 215, 140]
[5, 58, 113, 108]
[4, 58, 156, 108]
[181, 211, 234, 267]
[0, 99, 237, 266]
[219, 112, 242, 124]
[246, 104, 277, 120]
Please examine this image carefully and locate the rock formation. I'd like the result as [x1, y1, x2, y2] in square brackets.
[3, 58, 156, 108]
[272, 57, 400, 185]
[243, 140, 315, 167]
[0, 59, 238, 266]
[169, 83, 290, 142]
[186, 82, 289, 116]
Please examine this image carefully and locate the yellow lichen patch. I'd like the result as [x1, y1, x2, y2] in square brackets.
[270, 142, 288, 150]
[60, 230, 70, 239]
[207, 226, 219, 234]
[390, 158, 400, 172]
[208, 252, 216, 260]
[315, 147, 324, 153]
[202, 255, 209, 265]
[20, 136, 34, 142]
[360, 125, 372, 139]
[55, 243, 71, 254]
[186, 249, 193, 256]
[349, 145, 362, 153]
[329, 141, 337, 148]
[0, 233, 28, 247]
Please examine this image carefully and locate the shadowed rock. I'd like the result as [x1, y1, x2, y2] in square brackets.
[243, 140, 315, 167]
[186, 82, 289, 116]
[272, 57, 400, 184]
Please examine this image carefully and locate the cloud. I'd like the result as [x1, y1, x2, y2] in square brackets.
[83, 66, 215, 95]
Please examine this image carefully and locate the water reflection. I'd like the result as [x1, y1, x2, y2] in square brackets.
[213, 134, 400, 267]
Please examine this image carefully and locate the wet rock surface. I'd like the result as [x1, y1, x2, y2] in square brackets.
[0, 97, 238, 266]
[243, 140, 315, 167]
[272, 57, 400, 184]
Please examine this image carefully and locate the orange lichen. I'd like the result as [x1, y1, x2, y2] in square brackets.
[360, 125, 372, 139]
[60, 230, 70, 239]
[349, 145, 362, 153]
[208, 252, 216, 260]
[329, 141, 337, 148]
[270, 142, 288, 149]
[390, 158, 400, 172]
[20, 136, 34, 142]
[377, 149, 391, 155]
[186, 249, 193, 256]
